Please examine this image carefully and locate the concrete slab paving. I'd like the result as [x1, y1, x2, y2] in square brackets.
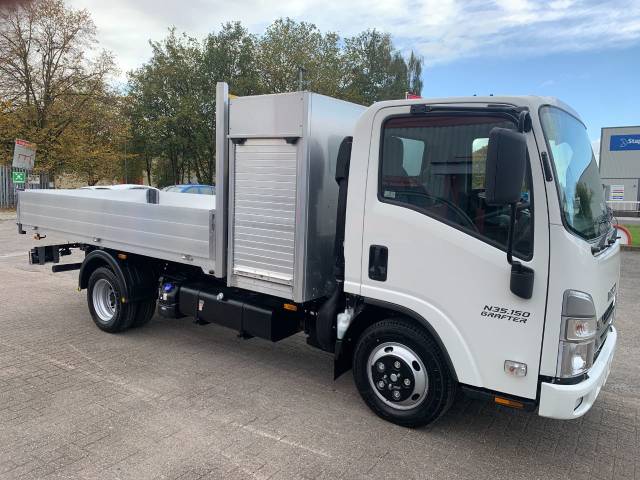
[0, 217, 638, 479]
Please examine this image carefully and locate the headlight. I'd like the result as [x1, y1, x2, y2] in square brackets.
[557, 290, 597, 378]
[557, 340, 594, 377]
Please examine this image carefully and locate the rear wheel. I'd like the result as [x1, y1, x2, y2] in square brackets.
[353, 318, 456, 427]
[87, 267, 138, 333]
[131, 298, 156, 328]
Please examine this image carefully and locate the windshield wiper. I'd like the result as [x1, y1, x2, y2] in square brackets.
[591, 223, 617, 255]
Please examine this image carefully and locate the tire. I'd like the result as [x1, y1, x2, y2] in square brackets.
[130, 298, 156, 328]
[87, 267, 139, 333]
[353, 318, 456, 427]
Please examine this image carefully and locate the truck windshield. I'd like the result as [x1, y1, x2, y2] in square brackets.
[540, 106, 609, 240]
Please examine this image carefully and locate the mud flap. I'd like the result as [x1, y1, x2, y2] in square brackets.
[333, 339, 352, 379]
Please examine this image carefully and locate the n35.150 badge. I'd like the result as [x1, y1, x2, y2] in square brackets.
[481, 305, 530, 324]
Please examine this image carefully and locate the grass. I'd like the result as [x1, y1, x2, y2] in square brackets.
[620, 224, 640, 246]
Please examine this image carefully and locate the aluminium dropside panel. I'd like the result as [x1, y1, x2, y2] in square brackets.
[17, 189, 216, 272]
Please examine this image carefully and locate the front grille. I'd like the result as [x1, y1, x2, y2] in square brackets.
[594, 301, 615, 359]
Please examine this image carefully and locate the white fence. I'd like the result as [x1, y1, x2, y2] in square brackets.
[607, 200, 640, 216]
[0, 165, 50, 208]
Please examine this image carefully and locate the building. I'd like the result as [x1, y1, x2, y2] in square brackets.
[599, 126, 640, 212]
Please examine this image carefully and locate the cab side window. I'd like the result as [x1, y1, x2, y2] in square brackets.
[379, 115, 534, 259]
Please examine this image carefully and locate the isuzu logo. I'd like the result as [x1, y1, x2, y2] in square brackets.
[608, 283, 617, 302]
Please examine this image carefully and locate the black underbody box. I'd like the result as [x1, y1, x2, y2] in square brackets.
[178, 282, 300, 342]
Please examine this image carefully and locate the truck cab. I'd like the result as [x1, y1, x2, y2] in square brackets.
[337, 96, 619, 424]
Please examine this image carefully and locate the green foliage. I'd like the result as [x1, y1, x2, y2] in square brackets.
[2, 4, 424, 186]
[341, 29, 409, 104]
[127, 18, 424, 185]
[621, 224, 640, 246]
[407, 51, 424, 97]
[257, 18, 342, 96]
[63, 88, 133, 185]
[0, 0, 117, 178]
[127, 29, 202, 185]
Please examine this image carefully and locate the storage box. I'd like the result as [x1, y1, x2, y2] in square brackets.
[226, 92, 364, 302]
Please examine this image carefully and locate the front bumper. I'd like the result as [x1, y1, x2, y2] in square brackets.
[538, 326, 617, 419]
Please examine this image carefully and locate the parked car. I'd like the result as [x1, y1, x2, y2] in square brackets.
[81, 184, 159, 191]
[162, 184, 215, 195]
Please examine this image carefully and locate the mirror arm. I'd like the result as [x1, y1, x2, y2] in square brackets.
[517, 111, 532, 133]
[506, 202, 517, 265]
[506, 201, 534, 299]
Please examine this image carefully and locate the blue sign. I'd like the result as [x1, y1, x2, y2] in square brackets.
[610, 134, 640, 151]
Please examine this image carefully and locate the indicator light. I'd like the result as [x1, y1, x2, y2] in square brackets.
[565, 317, 596, 341]
[494, 396, 524, 409]
[504, 360, 527, 377]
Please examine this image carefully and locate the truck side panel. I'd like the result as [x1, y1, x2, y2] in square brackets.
[18, 189, 215, 272]
[301, 94, 366, 301]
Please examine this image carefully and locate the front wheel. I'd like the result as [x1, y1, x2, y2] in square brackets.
[353, 319, 456, 427]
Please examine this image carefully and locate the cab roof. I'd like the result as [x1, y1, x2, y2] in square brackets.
[371, 95, 582, 125]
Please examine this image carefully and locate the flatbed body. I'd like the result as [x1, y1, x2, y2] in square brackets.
[18, 188, 216, 272]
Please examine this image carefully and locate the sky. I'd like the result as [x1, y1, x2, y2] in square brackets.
[68, 0, 640, 151]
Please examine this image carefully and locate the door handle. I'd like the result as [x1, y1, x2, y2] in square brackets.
[368, 245, 388, 281]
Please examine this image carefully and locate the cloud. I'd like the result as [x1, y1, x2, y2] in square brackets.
[67, 0, 640, 76]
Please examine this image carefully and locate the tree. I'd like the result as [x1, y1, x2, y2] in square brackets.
[257, 18, 342, 96]
[127, 29, 210, 186]
[127, 19, 426, 186]
[128, 23, 259, 186]
[407, 51, 423, 96]
[202, 22, 259, 98]
[0, 100, 20, 164]
[342, 29, 416, 105]
[60, 85, 131, 185]
[0, 0, 115, 175]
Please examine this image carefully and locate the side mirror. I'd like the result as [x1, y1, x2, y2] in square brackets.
[484, 127, 533, 300]
[485, 128, 527, 206]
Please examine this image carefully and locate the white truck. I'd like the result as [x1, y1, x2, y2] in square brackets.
[16, 83, 620, 427]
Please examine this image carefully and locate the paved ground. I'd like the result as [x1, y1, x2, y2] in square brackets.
[617, 217, 640, 226]
[0, 209, 17, 221]
[0, 216, 639, 480]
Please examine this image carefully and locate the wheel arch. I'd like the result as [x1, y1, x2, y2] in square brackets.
[79, 250, 127, 292]
[79, 250, 158, 302]
[335, 297, 461, 383]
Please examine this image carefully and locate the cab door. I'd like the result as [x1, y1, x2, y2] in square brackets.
[359, 105, 549, 399]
